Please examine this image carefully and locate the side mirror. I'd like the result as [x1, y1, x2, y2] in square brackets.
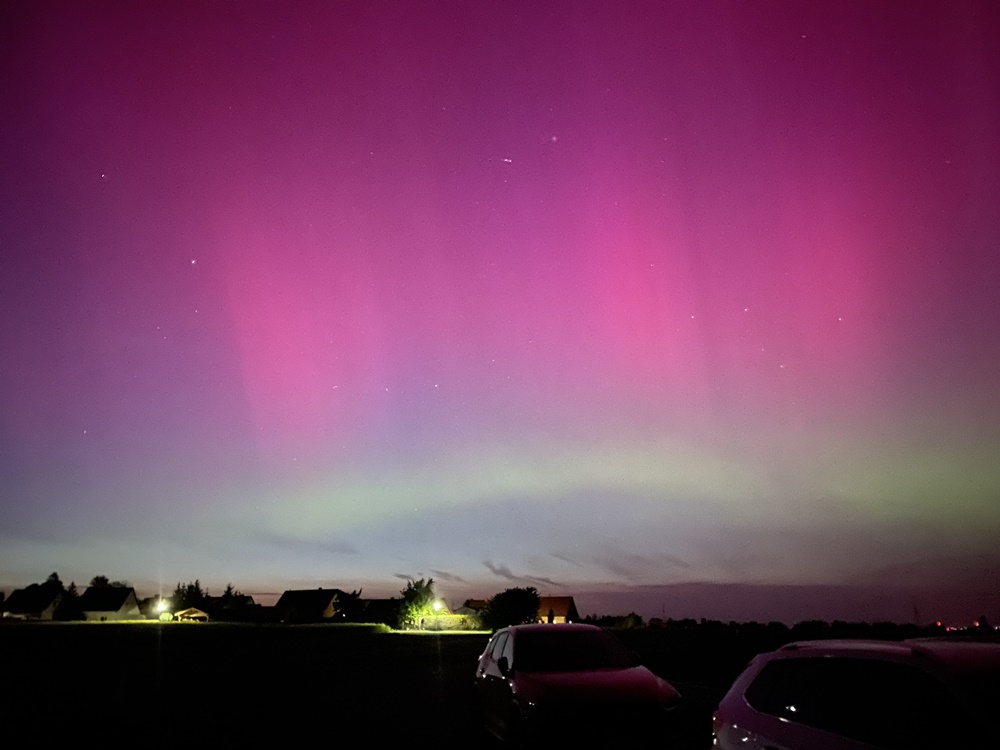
[497, 656, 512, 677]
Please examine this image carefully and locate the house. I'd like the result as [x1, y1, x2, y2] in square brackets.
[79, 586, 142, 621]
[2, 583, 63, 620]
[454, 598, 488, 616]
[537, 596, 580, 624]
[273, 587, 349, 623]
[202, 593, 260, 622]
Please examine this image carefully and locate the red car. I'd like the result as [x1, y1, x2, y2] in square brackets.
[475, 623, 681, 745]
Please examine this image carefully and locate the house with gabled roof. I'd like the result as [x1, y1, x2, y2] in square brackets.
[537, 596, 580, 624]
[79, 586, 142, 621]
[273, 587, 348, 623]
[2, 583, 63, 620]
[455, 598, 488, 616]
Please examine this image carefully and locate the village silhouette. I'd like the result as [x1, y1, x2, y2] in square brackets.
[2, 571, 995, 749]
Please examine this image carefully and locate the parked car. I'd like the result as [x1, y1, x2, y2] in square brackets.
[475, 622, 681, 745]
[713, 637, 1000, 750]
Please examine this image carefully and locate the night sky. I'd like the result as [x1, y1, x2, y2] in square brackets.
[2, 1, 998, 623]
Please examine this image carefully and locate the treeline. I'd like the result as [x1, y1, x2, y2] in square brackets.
[609, 617, 984, 692]
[2, 572, 254, 622]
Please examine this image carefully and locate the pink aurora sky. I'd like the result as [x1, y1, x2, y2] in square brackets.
[1, 1, 998, 622]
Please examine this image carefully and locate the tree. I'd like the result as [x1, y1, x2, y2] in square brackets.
[54, 581, 84, 621]
[45, 571, 64, 591]
[172, 580, 206, 610]
[335, 588, 364, 621]
[482, 587, 540, 630]
[398, 578, 436, 629]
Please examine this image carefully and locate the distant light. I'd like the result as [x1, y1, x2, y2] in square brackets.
[433, 601, 443, 612]
[157, 600, 169, 613]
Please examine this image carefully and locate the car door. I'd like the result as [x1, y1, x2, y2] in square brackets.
[478, 630, 511, 733]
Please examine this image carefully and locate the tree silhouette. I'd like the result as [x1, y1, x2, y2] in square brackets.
[482, 587, 540, 630]
[336, 588, 363, 620]
[172, 580, 206, 610]
[54, 581, 84, 620]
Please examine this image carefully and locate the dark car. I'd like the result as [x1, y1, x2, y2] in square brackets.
[713, 637, 1000, 750]
[475, 623, 681, 745]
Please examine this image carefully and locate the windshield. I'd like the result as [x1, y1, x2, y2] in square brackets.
[515, 630, 640, 672]
[957, 668, 1000, 712]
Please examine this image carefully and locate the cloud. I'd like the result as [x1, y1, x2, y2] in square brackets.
[525, 575, 562, 588]
[393, 572, 431, 582]
[484, 560, 518, 580]
[551, 552, 583, 567]
[483, 561, 561, 588]
[257, 532, 358, 556]
[592, 551, 690, 582]
[431, 569, 466, 583]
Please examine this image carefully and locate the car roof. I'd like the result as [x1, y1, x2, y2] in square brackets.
[502, 623, 603, 634]
[774, 638, 1000, 674]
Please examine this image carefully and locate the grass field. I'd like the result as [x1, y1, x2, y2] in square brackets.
[0, 622, 725, 747]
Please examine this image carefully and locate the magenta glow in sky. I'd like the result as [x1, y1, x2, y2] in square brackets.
[2, 2, 998, 622]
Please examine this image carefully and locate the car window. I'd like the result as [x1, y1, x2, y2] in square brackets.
[514, 629, 639, 672]
[500, 630, 515, 666]
[745, 657, 976, 749]
[490, 632, 509, 660]
[956, 666, 1000, 713]
[481, 633, 499, 658]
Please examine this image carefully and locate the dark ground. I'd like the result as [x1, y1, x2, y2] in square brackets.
[0, 621, 795, 747]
